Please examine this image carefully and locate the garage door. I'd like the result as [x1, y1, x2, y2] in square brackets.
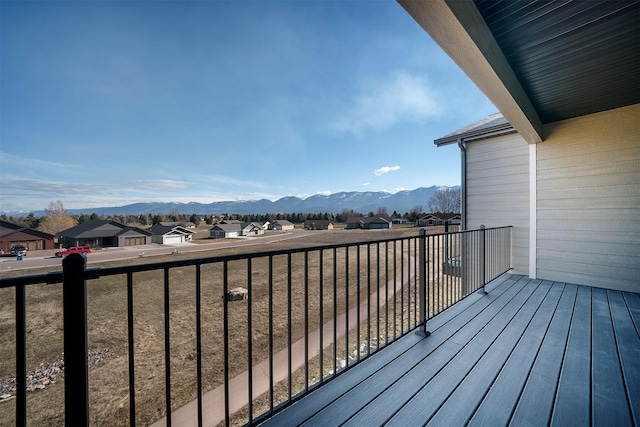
[164, 235, 183, 244]
[124, 237, 146, 246]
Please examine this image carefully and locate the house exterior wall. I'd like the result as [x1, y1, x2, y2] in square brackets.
[465, 132, 530, 275]
[0, 231, 56, 252]
[536, 104, 640, 292]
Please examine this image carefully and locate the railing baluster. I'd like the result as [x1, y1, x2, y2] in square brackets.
[287, 253, 292, 401]
[400, 240, 404, 333]
[195, 265, 202, 427]
[15, 284, 26, 427]
[356, 245, 361, 361]
[247, 258, 253, 422]
[333, 247, 337, 375]
[223, 261, 229, 426]
[268, 255, 274, 411]
[319, 250, 323, 381]
[304, 252, 309, 391]
[163, 268, 172, 427]
[345, 248, 349, 368]
[366, 244, 371, 356]
[127, 272, 136, 427]
[376, 242, 380, 349]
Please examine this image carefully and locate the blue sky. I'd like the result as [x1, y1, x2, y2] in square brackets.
[1, 0, 496, 213]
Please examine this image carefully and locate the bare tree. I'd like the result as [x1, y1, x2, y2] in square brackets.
[44, 200, 66, 216]
[409, 205, 423, 221]
[376, 206, 388, 217]
[38, 201, 77, 235]
[428, 188, 461, 213]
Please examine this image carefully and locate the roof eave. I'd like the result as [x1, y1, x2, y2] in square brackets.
[435, 122, 517, 147]
[398, 0, 544, 144]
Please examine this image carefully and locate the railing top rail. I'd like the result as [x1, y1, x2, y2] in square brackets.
[0, 225, 512, 288]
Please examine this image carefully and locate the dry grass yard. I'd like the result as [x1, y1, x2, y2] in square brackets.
[0, 227, 458, 426]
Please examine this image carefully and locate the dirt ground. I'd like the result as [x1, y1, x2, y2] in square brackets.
[0, 227, 454, 426]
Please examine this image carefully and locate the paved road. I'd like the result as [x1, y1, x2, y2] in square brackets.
[0, 231, 316, 273]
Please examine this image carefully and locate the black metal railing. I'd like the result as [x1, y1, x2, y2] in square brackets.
[0, 226, 511, 426]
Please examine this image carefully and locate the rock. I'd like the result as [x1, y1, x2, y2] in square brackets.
[225, 287, 248, 301]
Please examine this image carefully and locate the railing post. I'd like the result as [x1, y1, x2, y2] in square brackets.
[62, 253, 89, 426]
[416, 228, 430, 337]
[479, 225, 487, 294]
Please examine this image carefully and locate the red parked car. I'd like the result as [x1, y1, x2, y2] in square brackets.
[55, 246, 92, 257]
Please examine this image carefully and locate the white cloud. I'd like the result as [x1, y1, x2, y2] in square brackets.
[317, 190, 331, 196]
[362, 182, 370, 186]
[330, 70, 440, 134]
[0, 151, 81, 171]
[133, 179, 190, 191]
[374, 166, 400, 176]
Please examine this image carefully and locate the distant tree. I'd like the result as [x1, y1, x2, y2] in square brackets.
[25, 213, 39, 229]
[38, 201, 77, 235]
[44, 200, 66, 216]
[78, 214, 90, 224]
[428, 188, 461, 213]
[409, 205, 423, 221]
[376, 207, 388, 217]
[152, 215, 163, 225]
[137, 214, 148, 226]
[189, 214, 201, 226]
[90, 213, 100, 221]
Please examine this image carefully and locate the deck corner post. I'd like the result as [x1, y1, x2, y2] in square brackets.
[416, 228, 431, 337]
[479, 225, 487, 295]
[62, 253, 90, 426]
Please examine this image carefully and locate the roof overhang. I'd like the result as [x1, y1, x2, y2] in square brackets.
[399, 0, 639, 145]
[399, 0, 543, 143]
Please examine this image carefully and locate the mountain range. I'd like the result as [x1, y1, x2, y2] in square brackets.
[20, 186, 459, 217]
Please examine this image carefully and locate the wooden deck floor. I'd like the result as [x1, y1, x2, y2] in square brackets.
[259, 274, 640, 426]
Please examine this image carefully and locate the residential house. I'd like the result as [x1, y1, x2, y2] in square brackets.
[270, 220, 295, 231]
[209, 221, 264, 238]
[160, 221, 197, 229]
[241, 222, 264, 236]
[58, 220, 151, 248]
[210, 223, 241, 239]
[416, 213, 461, 227]
[147, 224, 195, 245]
[304, 220, 334, 230]
[0, 220, 55, 253]
[345, 216, 392, 230]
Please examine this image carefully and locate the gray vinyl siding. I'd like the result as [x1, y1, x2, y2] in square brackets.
[465, 133, 529, 275]
[536, 108, 640, 291]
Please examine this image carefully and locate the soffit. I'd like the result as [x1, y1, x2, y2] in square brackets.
[399, 0, 640, 143]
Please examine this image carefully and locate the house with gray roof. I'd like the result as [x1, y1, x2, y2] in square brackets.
[58, 220, 151, 248]
[209, 221, 264, 239]
[270, 220, 294, 231]
[345, 216, 392, 230]
[147, 224, 195, 245]
[304, 220, 334, 230]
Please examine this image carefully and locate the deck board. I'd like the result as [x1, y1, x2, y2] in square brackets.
[550, 284, 591, 427]
[609, 290, 640, 425]
[425, 280, 557, 426]
[342, 276, 532, 426]
[257, 275, 639, 427]
[591, 288, 633, 426]
[462, 281, 562, 427]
